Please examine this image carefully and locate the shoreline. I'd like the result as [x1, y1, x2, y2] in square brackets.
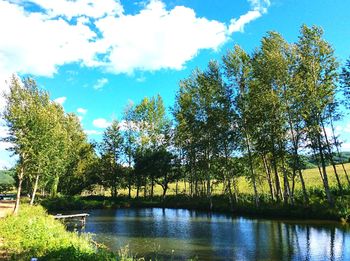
[40, 195, 350, 225]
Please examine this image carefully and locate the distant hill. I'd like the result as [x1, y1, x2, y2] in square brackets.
[303, 152, 350, 169]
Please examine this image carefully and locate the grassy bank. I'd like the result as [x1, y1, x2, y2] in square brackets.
[40, 163, 350, 223]
[41, 190, 350, 223]
[0, 205, 132, 261]
[114, 163, 350, 197]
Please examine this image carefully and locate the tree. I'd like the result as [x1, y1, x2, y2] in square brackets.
[121, 102, 137, 198]
[99, 120, 124, 197]
[2, 76, 54, 212]
[223, 46, 261, 206]
[133, 95, 170, 198]
[296, 25, 339, 206]
[174, 61, 232, 209]
[341, 58, 350, 109]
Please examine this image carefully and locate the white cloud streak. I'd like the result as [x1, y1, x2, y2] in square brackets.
[93, 78, 109, 90]
[84, 129, 103, 135]
[77, 107, 88, 114]
[92, 118, 111, 128]
[0, 0, 270, 77]
[53, 96, 66, 105]
[229, 0, 270, 33]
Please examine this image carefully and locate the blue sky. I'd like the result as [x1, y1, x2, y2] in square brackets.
[0, 0, 350, 168]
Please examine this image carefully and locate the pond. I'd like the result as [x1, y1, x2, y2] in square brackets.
[77, 208, 350, 260]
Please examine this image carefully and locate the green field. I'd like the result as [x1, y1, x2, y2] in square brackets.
[114, 163, 350, 197]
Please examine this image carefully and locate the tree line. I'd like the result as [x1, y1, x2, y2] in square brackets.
[3, 25, 350, 213]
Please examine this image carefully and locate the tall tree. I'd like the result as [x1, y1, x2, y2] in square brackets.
[296, 25, 339, 206]
[99, 120, 124, 197]
[223, 46, 261, 206]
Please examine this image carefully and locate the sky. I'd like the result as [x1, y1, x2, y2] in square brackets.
[0, 0, 350, 169]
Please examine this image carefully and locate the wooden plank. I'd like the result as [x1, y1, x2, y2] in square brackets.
[53, 213, 89, 219]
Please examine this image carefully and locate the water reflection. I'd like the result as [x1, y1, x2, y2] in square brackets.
[77, 208, 350, 260]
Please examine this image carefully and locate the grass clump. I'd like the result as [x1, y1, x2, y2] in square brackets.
[0, 204, 129, 260]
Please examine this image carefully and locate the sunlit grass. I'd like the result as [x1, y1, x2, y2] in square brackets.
[116, 163, 350, 197]
[0, 205, 133, 260]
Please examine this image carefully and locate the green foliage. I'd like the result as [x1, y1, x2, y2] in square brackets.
[0, 170, 15, 193]
[2, 76, 97, 208]
[0, 205, 125, 260]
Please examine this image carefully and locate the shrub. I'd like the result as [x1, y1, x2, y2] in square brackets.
[0, 205, 122, 260]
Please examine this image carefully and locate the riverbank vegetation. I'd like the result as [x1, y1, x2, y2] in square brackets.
[0, 205, 132, 260]
[2, 25, 350, 223]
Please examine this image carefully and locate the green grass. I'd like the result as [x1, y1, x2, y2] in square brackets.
[0, 205, 133, 261]
[113, 163, 350, 197]
[49, 163, 350, 223]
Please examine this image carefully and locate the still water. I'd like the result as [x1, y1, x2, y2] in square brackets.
[78, 208, 350, 260]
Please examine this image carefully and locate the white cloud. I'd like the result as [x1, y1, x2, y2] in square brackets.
[84, 129, 103, 135]
[0, 73, 12, 112]
[30, 0, 124, 20]
[93, 78, 109, 90]
[77, 107, 87, 114]
[53, 96, 66, 105]
[229, 10, 262, 33]
[0, 123, 15, 169]
[0, 0, 99, 77]
[92, 118, 111, 128]
[248, 0, 270, 13]
[340, 142, 350, 151]
[0, 0, 269, 77]
[0, 124, 12, 150]
[229, 0, 270, 33]
[95, 0, 227, 73]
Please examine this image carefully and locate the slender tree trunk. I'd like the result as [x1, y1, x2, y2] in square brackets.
[298, 169, 308, 203]
[281, 158, 293, 205]
[271, 138, 284, 203]
[321, 120, 343, 192]
[288, 122, 308, 203]
[13, 165, 24, 215]
[316, 134, 334, 206]
[207, 178, 212, 211]
[51, 175, 60, 198]
[227, 178, 234, 210]
[330, 119, 350, 186]
[30, 174, 40, 205]
[136, 185, 139, 198]
[262, 155, 275, 201]
[114, 185, 117, 198]
[175, 180, 178, 195]
[246, 135, 259, 207]
[162, 185, 168, 200]
[233, 178, 238, 203]
[151, 177, 154, 198]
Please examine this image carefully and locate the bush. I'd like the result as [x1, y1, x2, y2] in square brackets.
[0, 205, 128, 260]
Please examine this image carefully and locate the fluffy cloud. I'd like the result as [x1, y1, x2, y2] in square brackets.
[53, 96, 67, 105]
[0, 1, 99, 77]
[95, 1, 227, 73]
[29, 0, 124, 20]
[229, 10, 262, 33]
[84, 129, 103, 135]
[229, 0, 270, 33]
[0, 0, 270, 77]
[77, 107, 88, 114]
[92, 118, 111, 128]
[93, 78, 109, 90]
[0, 123, 15, 169]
